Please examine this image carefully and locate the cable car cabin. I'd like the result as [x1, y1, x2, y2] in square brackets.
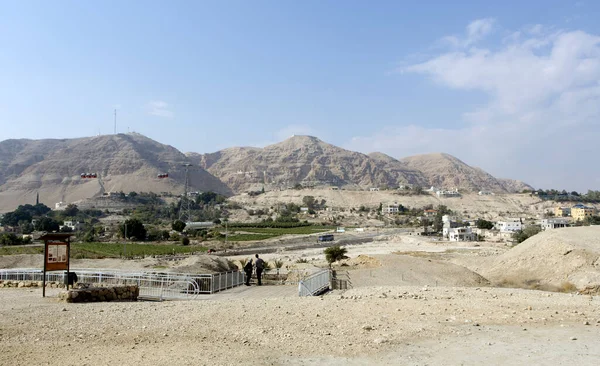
[318, 234, 334, 242]
[157, 173, 169, 178]
[80, 173, 97, 179]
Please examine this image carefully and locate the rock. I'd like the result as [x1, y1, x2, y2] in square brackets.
[584, 321, 590, 325]
[362, 325, 374, 331]
[570, 337, 577, 340]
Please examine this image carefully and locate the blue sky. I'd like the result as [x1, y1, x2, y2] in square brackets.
[1, 1, 599, 191]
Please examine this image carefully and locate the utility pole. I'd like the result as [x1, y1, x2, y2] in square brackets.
[123, 223, 127, 258]
[179, 163, 193, 222]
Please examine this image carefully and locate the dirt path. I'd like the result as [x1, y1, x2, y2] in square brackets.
[1, 286, 599, 365]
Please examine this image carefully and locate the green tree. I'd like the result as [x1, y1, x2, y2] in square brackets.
[172, 220, 186, 232]
[324, 245, 348, 265]
[120, 218, 147, 241]
[512, 225, 542, 244]
[1, 210, 32, 227]
[475, 219, 495, 230]
[34, 217, 60, 232]
[64, 204, 79, 217]
[302, 196, 316, 209]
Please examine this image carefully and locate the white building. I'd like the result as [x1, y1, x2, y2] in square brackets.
[447, 226, 476, 241]
[497, 218, 522, 232]
[60, 221, 84, 232]
[369, 187, 380, 192]
[540, 218, 569, 230]
[384, 202, 400, 214]
[55, 202, 68, 210]
[478, 191, 494, 196]
[436, 189, 460, 198]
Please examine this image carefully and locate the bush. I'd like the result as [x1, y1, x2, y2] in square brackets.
[512, 225, 542, 244]
[181, 237, 190, 246]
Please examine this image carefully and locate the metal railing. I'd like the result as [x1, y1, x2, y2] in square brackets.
[0, 268, 246, 299]
[298, 269, 330, 296]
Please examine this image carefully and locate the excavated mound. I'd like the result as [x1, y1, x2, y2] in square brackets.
[483, 226, 600, 290]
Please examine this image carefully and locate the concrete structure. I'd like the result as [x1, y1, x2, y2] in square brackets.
[497, 218, 522, 233]
[54, 202, 68, 210]
[478, 191, 494, 196]
[554, 207, 571, 217]
[60, 221, 84, 232]
[384, 202, 400, 214]
[447, 226, 476, 241]
[424, 209, 437, 218]
[540, 218, 569, 230]
[369, 188, 380, 192]
[436, 189, 460, 198]
[571, 204, 596, 221]
[184, 221, 215, 230]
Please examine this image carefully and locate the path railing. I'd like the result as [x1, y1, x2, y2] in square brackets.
[0, 268, 245, 299]
[298, 269, 330, 296]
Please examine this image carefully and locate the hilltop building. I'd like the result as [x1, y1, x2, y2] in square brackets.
[571, 204, 596, 221]
[540, 218, 569, 230]
[497, 218, 522, 233]
[554, 207, 571, 217]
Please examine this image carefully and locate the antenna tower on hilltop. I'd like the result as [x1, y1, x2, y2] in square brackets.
[179, 163, 193, 222]
[114, 109, 117, 134]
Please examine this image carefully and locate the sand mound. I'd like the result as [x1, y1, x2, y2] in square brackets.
[483, 226, 600, 290]
[348, 254, 489, 288]
[338, 254, 381, 268]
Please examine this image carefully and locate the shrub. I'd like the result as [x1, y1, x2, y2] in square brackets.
[181, 237, 190, 246]
[295, 258, 308, 264]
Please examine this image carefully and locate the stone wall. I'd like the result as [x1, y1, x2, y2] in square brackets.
[59, 285, 139, 303]
[0, 280, 65, 288]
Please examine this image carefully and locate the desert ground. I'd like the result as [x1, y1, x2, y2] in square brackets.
[1, 227, 600, 365]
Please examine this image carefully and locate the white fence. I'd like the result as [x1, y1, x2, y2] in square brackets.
[0, 268, 245, 300]
[298, 269, 330, 296]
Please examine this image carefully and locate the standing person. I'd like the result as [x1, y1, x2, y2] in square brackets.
[254, 254, 264, 286]
[243, 258, 253, 286]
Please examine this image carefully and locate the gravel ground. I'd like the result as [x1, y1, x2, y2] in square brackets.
[1, 285, 599, 365]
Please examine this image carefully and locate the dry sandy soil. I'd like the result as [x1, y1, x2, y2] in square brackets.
[2, 227, 600, 365]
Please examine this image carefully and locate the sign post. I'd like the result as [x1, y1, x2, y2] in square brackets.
[39, 233, 73, 297]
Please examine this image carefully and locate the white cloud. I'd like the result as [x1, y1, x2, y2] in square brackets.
[439, 18, 495, 48]
[146, 100, 174, 118]
[347, 22, 600, 191]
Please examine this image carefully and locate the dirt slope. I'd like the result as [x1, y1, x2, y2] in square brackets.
[483, 226, 600, 289]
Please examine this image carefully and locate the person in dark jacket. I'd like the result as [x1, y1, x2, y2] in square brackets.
[243, 258, 253, 286]
[254, 254, 264, 286]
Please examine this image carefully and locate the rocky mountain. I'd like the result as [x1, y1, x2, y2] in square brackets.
[187, 136, 428, 193]
[188, 136, 531, 194]
[0, 133, 533, 212]
[0, 133, 231, 212]
[399, 153, 533, 193]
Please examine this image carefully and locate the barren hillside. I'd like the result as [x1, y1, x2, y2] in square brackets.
[0, 133, 230, 212]
[231, 188, 547, 221]
[189, 135, 417, 193]
[399, 153, 533, 193]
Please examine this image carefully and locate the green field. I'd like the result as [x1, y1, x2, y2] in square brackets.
[221, 226, 334, 242]
[0, 242, 206, 259]
[238, 226, 334, 235]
